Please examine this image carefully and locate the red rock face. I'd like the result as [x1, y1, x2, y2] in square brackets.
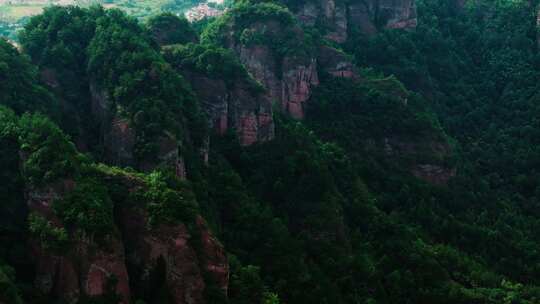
[33, 236, 132, 304]
[296, 0, 348, 43]
[195, 216, 229, 294]
[238, 113, 259, 146]
[27, 182, 131, 304]
[27, 175, 230, 304]
[412, 165, 457, 186]
[83, 239, 131, 304]
[179, 64, 275, 146]
[105, 117, 136, 167]
[167, 226, 206, 304]
[237, 44, 319, 120]
[297, 0, 417, 38]
[120, 204, 229, 304]
[317, 45, 359, 80]
[216, 114, 228, 135]
[281, 59, 319, 120]
[55, 257, 80, 302]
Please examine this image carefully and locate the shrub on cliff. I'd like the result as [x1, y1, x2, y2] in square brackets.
[28, 213, 69, 251]
[53, 177, 115, 239]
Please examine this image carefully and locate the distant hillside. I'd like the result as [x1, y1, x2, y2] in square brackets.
[0, 0, 226, 39]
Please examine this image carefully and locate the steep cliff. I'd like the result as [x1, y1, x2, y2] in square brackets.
[25, 170, 228, 304]
[203, 2, 320, 119]
[201, 0, 416, 122]
[12, 111, 229, 303]
[19, 7, 204, 176]
[317, 45, 359, 79]
[163, 44, 275, 146]
[295, 0, 417, 41]
[296, 0, 348, 42]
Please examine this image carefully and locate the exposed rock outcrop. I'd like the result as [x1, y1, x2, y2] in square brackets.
[195, 216, 229, 294]
[90, 81, 137, 168]
[212, 0, 415, 124]
[180, 70, 274, 146]
[232, 27, 319, 120]
[104, 117, 136, 167]
[234, 45, 319, 119]
[384, 137, 456, 185]
[27, 180, 131, 304]
[317, 45, 359, 79]
[163, 43, 276, 146]
[412, 164, 457, 186]
[296, 0, 348, 43]
[296, 0, 417, 39]
[26, 173, 229, 303]
[89, 82, 186, 176]
[349, 0, 417, 35]
[119, 208, 205, 304]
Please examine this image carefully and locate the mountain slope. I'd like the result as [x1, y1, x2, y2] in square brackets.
[1, 0, 540, 304]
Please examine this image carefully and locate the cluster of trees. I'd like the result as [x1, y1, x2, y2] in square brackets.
[346, 0, 540, 285]
[162, 42, 265, 93]
[202, 1, 317, 61]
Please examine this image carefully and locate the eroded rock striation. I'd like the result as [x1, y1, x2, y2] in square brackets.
[233, 31, 319, 120]
[205, 5, 320, 120]
[163, 44, 275, 146]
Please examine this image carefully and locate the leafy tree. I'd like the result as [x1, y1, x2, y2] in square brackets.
[0, 38, 55, 115]
[147, 13, 198, 45]
[18, 113, 82, 186]
[53, 177, 114, 238]
[28, 213, 69, 251]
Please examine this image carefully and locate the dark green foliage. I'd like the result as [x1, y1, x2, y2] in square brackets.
[53, 177, 115, 238]
[2, 1, 540, 303]
[0, 106, 25, 233]
[87, 8, 207, 162]
[18, 113, 82, 186]
[19, 6, 208, 166]
[0, 264, 23, 304]
[229, 263, 266, 304]
[78, 276, 122, 304]
[142, 171, 199, 226]
[19, 6, 103, 76]
[163, 42, 264, 93]
[19, 6, 103, 142]
[0, 38, 55, 115]
[28, 213, 69, 251]
[345, 0, 540, 287]
[147, 13, 198, 45]
[202, 1, 315, 59]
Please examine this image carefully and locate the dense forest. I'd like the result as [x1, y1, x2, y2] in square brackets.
[1, 0, 540, 303]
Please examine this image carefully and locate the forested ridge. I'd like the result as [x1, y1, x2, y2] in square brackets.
[1, 0, 540, 303]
